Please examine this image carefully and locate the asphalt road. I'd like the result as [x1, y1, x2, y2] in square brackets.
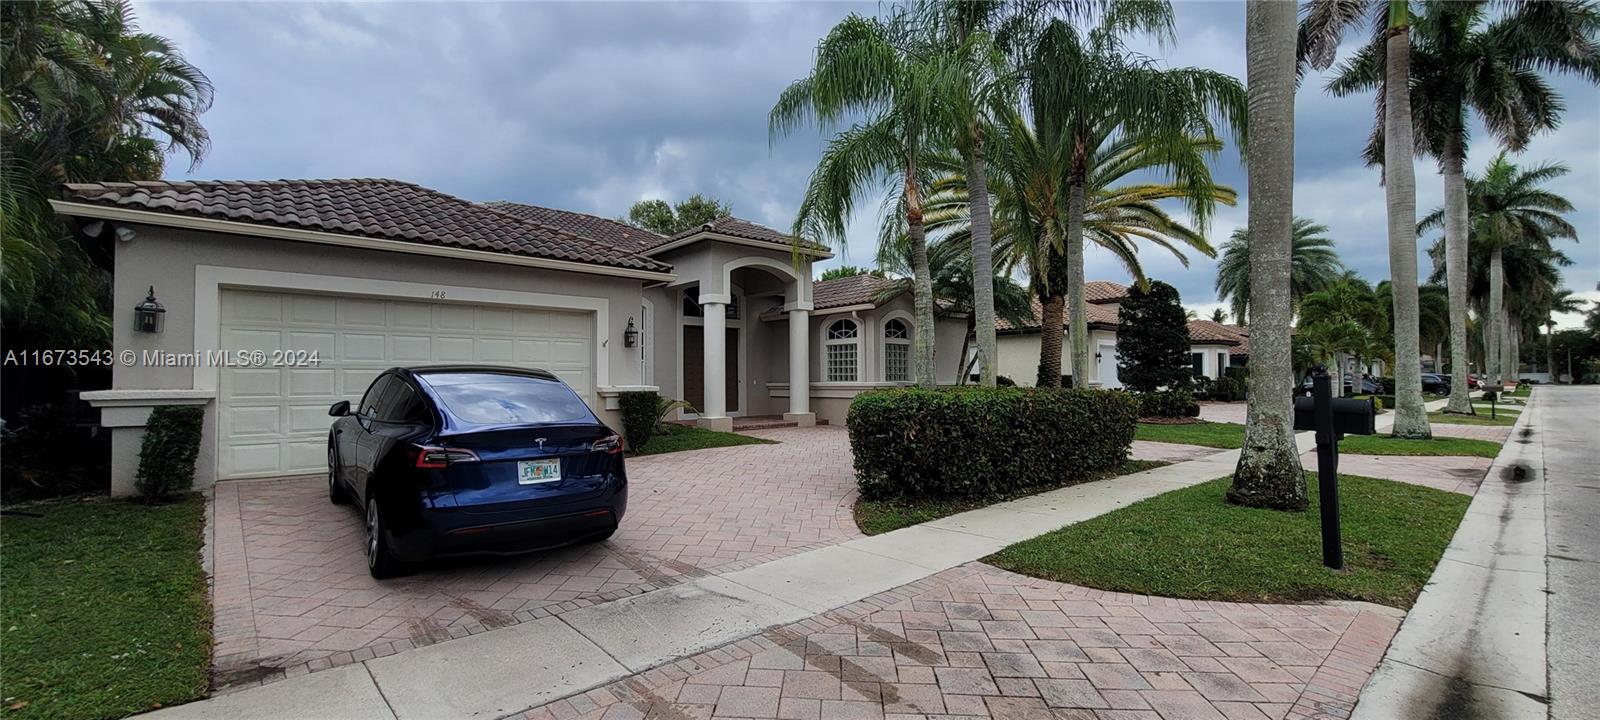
[1541, 386, 1600, 720]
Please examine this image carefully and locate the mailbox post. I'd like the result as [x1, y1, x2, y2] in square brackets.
[1292, 365, 1377, 570]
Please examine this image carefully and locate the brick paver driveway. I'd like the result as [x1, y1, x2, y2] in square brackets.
[522, 563, 1401, 720]
[209, 426, 861, 689]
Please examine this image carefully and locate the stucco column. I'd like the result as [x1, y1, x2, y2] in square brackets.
[698, 300, 733, 432]
[784, 308, 815, 427]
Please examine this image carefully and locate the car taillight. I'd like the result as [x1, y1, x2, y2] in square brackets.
[591, 434, 624, 455]
[413, 446, 480, 469]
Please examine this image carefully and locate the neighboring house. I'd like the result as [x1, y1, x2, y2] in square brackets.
[53, 179, 965, 496]
[995, 281, 1251, 388]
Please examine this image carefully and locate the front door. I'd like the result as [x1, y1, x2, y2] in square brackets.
[682, 326, 740, 414]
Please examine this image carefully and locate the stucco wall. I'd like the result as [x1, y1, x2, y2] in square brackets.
[103, 223, 650, 493]
[996, 328, 1118, 386]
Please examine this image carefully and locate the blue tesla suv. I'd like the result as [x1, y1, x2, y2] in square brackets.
[328, 366, 627, 578]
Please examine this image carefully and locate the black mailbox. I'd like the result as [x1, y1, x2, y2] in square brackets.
[1292, 396, 1377, 436]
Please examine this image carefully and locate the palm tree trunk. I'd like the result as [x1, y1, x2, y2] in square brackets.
[1547, 321, 1558, 383]
[904, 147, 937, 388]
[1383, 20, 1431, 438]
[1488, 247, 1504, 390]
[965, 126, 998, 387]
[959, 314, 976, 386]
[1065, 179, 1091, 387]
[1229, 0, 1306, 511]
[1038, 289, 1065, 387]
[1441, 148, 1473, 412]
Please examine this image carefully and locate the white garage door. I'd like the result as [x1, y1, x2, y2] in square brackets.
[218, 289, 594, 479]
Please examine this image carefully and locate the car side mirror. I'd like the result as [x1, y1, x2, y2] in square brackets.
[329, 400, 351, 417]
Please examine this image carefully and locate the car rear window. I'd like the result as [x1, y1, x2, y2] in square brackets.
[420, 372, 593, 425]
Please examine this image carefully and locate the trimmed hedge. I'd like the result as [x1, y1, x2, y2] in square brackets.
[134, 405, 205, 501]
[847, 387, 1138, 501]
[618, 390, 660, 451]
[1132, 388, 1199, 418]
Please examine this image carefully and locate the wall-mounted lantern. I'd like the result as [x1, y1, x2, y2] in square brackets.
[134, 286, 166, 333]
[623, 316, 639, 348]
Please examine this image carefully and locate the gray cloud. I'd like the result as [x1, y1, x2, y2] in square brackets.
[138, 0, 1598, 325]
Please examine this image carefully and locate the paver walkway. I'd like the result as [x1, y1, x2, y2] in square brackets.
[521, 563, 1403, 720]
[1299, 453, 1490, 495]
[209, 426, 861, 689]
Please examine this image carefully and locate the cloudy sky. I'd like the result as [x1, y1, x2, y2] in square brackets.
[137, 0, 1599, 327]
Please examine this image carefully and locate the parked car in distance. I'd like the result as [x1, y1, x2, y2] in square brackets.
[1467, 374, 1481, 389]
[1297, 373, 1381, 396]
[328, 366, 627, 578]
[1420, 373, 1450, 394]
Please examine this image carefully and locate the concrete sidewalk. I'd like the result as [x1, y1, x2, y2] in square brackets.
[148, 396, 1456, 719]
[1351, 392, 1547, 719]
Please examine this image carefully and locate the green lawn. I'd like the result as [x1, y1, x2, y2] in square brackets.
[854, 460, 1170, 535]
[631, 423, 776, 456]
[1432, 410, 1519, 427]
[1134, 421, 1244, 449]
[1, 495, 210, 720]
[987, 474, 1469, 609]
[1337, 435, 1503, 458]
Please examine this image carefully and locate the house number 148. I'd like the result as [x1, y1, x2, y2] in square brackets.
[429, 290, 447, 299]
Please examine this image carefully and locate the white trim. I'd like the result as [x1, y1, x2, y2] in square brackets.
[51, 200, 677, 283]
[192, 266, 612, 395]
[643, 230, 834, 259]
[697, 292, 733, 306]
[597, 384, 661, 411]
[781, 300, 815, 312]
[821, 317, 862, 383]
[879, 310, 914, 383]
[80, 389, 215, 428]
[720, 256, 811, 304]
[812, 303, 877, 317]
[639, 297, 655, 386]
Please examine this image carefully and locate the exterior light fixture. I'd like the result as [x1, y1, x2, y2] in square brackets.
[623, 316, 639, 348]
[134, 286, 165, 333]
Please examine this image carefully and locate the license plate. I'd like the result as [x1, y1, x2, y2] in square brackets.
[517, 459, 562, 485]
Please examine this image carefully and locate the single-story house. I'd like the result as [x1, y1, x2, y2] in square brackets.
[53, 179, 966, 496]
[995, 281, 1251, 388]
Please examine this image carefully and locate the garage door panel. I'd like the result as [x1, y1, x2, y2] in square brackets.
[288, 296, 337, 324]
[343, 334, 387, 361]
[218, 289, 595, 479]
[390, 335, 432, 362]
[224, 368, 282, 399]
[388, 301, 432, 328]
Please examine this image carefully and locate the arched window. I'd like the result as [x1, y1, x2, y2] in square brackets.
[824, 319, 860, 382]
[883, 318, 910, 382]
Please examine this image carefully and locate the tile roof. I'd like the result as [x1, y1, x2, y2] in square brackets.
[59, 179, 672, 274]
[811, 273, 901, 310]
[1187, 319, 1249, 350]
[668, 216, 829, 254]
[483, 201, 664, 254]
[1085, 280, 1130, 304]
[996, 296, 1120, 332]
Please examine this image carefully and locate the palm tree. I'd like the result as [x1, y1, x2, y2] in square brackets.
[1213, 217, 1344, 325]
[874, 236, 1034, 384]
[1211, 308, 1228, 324]
[1230, 0, 1306, 511]
[1300, 277, 1386, 397]
[1314, 0, 1600, 411]
[2, 0, 212, 349]
[1022, 5, 1245, 387]
[772, 9, 957, 387]
[1538, 289, 1584, 383]
[910, 116, 1232, 386]
[1419, 154, 1578, 389]
[1303, 0, 1431, 438]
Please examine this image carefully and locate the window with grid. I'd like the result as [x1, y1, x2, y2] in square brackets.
[883, 319, 910, 382]
[825, 319, 859, 382]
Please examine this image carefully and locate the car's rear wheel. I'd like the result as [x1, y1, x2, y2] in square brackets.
[328, 446, 345, 505]
[365, 497, 406, 579]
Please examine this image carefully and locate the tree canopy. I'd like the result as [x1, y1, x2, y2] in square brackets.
[1116, 280, 1192, 394]
[625, 194, 731, 236]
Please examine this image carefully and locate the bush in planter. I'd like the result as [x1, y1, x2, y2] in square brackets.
[134, 405, 205, 501]
[847, 386, 1137, 501]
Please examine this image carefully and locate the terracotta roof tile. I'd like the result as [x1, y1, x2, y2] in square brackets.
[1187, 319, 1246, 347]
[996, 296, 1119, 331]
[811, 273, 900, 310]
[667, 216, 828, 253]
[60, 179, 672, 273]
[1085, 280, 1129, 304]
[483, 201, 665, 254]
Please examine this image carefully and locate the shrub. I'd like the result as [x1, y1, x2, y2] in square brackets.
[1192, 376, 1215, 400]
[1133, 388, 1198, 419]
[1213, 375, 1245, 402]
[1354, 395, 1386, 412]
[1375, 376, 1396, 394]
[847, 387, 1138, 501]
[618, 391, 694, 451]
[134, 405, 204, 501]
[996, 375, 1016, 387]
[1116, 280, 1193, 393]
[618, 391, 660, 450]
